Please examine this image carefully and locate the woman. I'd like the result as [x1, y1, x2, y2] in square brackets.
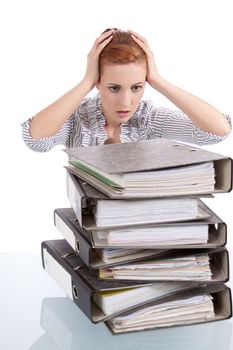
[21, 28, 231, 151]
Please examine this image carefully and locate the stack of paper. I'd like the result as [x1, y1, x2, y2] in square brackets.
[93, 282, 192, 315]
[108, 294, 215, 333]
[96, 248, 164, 264]
[95, 223, 209, 246]
[94, 198, 205, 227]
[69, 161, 215, 197]
[99, 254, 212, 281]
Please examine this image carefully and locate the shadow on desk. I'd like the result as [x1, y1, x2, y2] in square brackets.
[29, 297, 232, 350]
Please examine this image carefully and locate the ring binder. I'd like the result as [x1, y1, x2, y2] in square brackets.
[54, 206, 227, 269]
[64, 138, 233, 198]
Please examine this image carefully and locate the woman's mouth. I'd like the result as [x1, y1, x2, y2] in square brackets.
[117, 111, 130, 118]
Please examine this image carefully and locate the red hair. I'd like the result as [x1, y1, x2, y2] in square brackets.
[99, 29, 146, 74]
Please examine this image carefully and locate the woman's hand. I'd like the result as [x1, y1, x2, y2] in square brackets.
[130, 30, 161, 89]
[83, 30, 115, 88]
[130, 31, 230, 136]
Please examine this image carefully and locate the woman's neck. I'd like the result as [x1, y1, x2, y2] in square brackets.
[104, 123, 121, 144]
[104, 122, 120, 135]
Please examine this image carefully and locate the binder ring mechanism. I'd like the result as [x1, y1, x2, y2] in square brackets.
[62, 253, 76, 259]
[76, 240, 80, 253]
[173, 143, 198, 152]
[72, 284, 79, 300]
[61, 253, 81, 268]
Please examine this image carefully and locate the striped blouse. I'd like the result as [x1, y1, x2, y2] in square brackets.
[21, 95, 231, 152]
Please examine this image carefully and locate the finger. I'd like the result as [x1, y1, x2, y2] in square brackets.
[94, 29, 115, 47]
[129, 30, 147, 43]
[131, 34, 148, 50]
[102, 27, 117, 34]
[89, 34, 113, 57]
[95, 35, 113, 54]
[89, 33, 112, 55]
[131, 34, 152, 54]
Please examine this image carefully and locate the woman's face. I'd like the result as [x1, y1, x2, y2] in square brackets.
[97, 62, 146, 126]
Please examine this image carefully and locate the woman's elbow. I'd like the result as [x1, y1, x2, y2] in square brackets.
[218, 122, 231, 137]
[214, 115, 232, 137]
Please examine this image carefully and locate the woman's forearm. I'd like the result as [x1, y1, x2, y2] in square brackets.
[29, 79, 93, 138]
[151, 76, 231, 136]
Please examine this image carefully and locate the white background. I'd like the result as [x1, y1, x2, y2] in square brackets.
[0, 0, 232, 252]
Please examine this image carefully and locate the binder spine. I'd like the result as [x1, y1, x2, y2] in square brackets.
[70, 270, 94, 321]
[41, 241, 94, 321]
[42, 246, 73, 300]
[213, 286, 232, 320]
[54, 209, 94, 268]
[214, 158, 233, 193]
[67, 172, 86, 227]
[212, 249, 230, 283]
[227, 286, 232, 319]
[54, 211, 76, 251]
[214, 222, 227, 247]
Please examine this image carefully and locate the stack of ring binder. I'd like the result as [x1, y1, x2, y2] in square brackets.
[41, 138, 233, 334]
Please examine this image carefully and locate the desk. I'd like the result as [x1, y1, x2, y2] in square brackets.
[0, 253, 232, 350]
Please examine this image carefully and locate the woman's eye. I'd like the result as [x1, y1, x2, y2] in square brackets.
[109, 86, 120, 92]
[131, 85, 142, 92]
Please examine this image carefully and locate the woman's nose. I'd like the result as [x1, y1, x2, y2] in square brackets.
[119, 92, 131, 108]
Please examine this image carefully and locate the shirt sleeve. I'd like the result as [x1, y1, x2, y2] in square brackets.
[151, 107, 232, 145]
[21, 115, 74, 152]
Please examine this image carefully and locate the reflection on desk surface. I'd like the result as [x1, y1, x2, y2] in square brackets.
[29, 297, 232, 350]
